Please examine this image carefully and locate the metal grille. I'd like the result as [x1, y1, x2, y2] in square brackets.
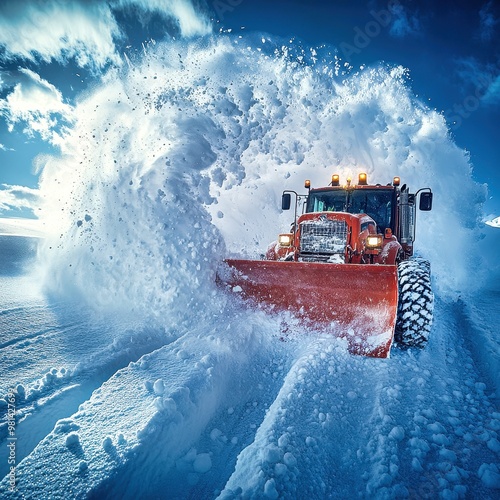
[299, 219, 347, 255]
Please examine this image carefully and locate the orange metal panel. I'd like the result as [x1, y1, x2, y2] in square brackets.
[220, 259, 398, 358]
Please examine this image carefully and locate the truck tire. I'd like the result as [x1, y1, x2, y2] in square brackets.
[395, 258, 433, 348]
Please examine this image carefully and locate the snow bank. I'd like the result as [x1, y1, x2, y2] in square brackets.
[0, 312, 283, 498]
[34, 35, 488, 318]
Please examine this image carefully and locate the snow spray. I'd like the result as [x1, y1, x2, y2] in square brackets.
[36, 35, 487, 322]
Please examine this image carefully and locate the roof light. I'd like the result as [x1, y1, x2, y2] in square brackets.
[305, 179, 311, 189]
[393, 176, 401, 187]
[331, 174, 340, 186]
[358, 173, 367, 185]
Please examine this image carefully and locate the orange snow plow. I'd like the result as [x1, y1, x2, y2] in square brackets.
[218, 173, 435, 358]
[221, 259, 398, 357]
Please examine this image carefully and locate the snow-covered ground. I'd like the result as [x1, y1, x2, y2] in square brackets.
[1, 35, 499, 498]
[0, 236, 499, 498]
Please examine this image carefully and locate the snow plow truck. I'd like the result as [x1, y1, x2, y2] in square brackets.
[218, 173, 434, 358]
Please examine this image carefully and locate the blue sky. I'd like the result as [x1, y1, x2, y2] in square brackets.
[0, 0, 499, 218]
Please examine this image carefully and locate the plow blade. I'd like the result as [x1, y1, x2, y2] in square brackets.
[220, 259, 398, 358]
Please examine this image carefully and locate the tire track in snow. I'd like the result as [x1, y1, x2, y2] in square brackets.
[214, 300, 499, 498]
[0, 304, 70, 350]
[218, 338, 385, 499]
[94, 320, 294, 500]
[362, 297, 500, 499]
[0, 324, 79, 350]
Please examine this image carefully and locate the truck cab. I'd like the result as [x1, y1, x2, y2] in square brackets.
[267, 173, 432, 265]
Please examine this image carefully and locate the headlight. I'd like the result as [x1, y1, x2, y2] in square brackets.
[278, 233, 293, 247]
[366, 235, 383, 249]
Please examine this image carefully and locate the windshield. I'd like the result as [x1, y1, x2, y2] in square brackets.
[306, 188, 394, 230]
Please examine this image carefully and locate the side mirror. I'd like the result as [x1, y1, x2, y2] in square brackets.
[282, 193, 291, 211]
[419, 191, 433, 211]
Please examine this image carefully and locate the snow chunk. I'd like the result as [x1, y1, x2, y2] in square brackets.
[485, 216, 500, 228]
[66, 432, 80, 448]
[263, 445, 281, 463]
[102, 436, 114, 452]
[274, 463, 287, 476]
[388, 426, 405, 441]
[16, 384, 26, 401]
[193, 453, 212, 473]
[176, 349, 190, 360]
[305, 436, 317, 447]
[153, 379, 165, 395]
[478, 463, 500, 489]
[210, 428, 223, 441]
[156, 397, 177, 415]
[277, 433, 290, 448]
[54, 418, 80, 434]
[283, 452, 297, 467]
[439, 448, 457, 463]
[264, 478, 279, 499]
[487, 438, 500, 453]
[432, 433, 451, 446]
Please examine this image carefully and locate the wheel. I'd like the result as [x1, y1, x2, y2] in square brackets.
[395, 257, 434, 348]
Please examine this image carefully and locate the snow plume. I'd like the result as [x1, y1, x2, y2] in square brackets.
[36, 35, 487, 321]
[36, 69, 225, 324]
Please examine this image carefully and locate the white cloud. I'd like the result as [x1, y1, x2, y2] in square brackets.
[0, 0, 212, 70]
[114, 0, 212, 37]
[479, 1, 498, 41]
[482, 74, 500, 105]
[389, 4, 421, 38]
[0, 68, 74, 143]
[455, 58, 500, 108]
[0, 0, 123, 70]
[0, 184, 40, 213]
